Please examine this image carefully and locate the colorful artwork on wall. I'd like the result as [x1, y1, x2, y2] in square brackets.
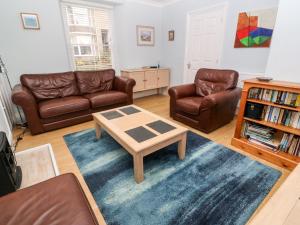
[234, 8, 277, 48]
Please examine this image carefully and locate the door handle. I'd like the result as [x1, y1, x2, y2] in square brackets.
[187, 62, 191, 69]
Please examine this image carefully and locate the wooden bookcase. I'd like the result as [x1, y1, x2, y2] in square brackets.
[231, 79, 300, 170]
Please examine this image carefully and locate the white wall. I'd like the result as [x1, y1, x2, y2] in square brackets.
[265, 0, 300, 82]
[0, 0, 71, 85]
[0, 0, 162, 84]
[0, 0, 283, 86]
[161, 0, 279, 85]
[114, 1, 162, 72]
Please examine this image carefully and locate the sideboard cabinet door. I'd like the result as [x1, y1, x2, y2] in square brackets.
[144, 70, 158, 90]
[131, 72, 145, 92]
[157, 69, 170, 88]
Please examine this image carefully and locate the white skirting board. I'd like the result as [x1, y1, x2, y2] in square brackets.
[133, 87, 168, 99]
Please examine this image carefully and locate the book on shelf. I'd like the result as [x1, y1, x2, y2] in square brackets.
[248, 88, 300, 107]
[259, 105, 300, 129]
[242, 122, 300, 156]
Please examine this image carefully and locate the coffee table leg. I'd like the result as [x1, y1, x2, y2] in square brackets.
[95, 122, 101, 139]
[133, 153, 144, 183]
[178, 133, 187, 160]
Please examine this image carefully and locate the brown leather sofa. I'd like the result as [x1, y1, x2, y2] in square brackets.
[169, 68, 241, 133]
[12, 69, 136, 135]
[0, 173, 99, 225]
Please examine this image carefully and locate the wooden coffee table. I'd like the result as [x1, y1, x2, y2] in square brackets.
[93, 105, 188, 183]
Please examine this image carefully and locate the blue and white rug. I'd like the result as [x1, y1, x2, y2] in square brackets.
[64, 129, 281, 225]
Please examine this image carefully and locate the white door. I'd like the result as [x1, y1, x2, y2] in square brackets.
[184, 5, 227, 83]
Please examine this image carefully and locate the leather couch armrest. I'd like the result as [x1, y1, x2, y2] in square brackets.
[168, 83, 196, 100]
[113, 76, 136, 104]
[168, 83, 196, 117]
[204, 88, 242, 106]
[11, 84, 44, 134]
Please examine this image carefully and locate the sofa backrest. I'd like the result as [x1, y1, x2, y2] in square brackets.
[75, 69, 115, 95]
[21, 72, 80, 101]
[194, 68, 239, 96]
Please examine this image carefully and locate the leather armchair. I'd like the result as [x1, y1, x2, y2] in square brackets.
[169, 68, 241, 133]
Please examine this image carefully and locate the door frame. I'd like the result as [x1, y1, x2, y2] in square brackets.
[183, 2, 228, 84]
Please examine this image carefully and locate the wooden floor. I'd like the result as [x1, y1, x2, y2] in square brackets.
[14, 95, 290, 225]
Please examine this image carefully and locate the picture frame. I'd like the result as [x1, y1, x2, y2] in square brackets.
[20, 13, 40, 30]
[168, 30, 175, 41]
[136, 25, 155, 46]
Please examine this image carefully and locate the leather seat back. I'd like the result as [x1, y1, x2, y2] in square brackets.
[21, 72, 79, 101]
[75, 69, 115, 95]
[194, 68, 239, 96]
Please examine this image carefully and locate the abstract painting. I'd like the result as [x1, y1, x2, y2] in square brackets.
[234, 8, 277, 48]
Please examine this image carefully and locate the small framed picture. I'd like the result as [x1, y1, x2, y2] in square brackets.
[168, 30, 175, 41]
[137, 25, 155, 46]
[21, 13, 40, 30]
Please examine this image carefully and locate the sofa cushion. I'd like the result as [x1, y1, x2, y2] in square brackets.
[75, 69, 115, 95]
[84, 91, 128, 109]
[21, 72, 79, 101]
[39, 96, 90, 119]
[0, 173, 99, 225]
[194, 68, 239, 96]
[176, 96, 212, 115]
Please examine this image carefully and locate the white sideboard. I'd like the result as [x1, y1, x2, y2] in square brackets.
[121, 68, 170, 95]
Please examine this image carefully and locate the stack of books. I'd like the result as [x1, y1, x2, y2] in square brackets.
[248, 88, 300, 107]
[243, 122, 280, 149]
[279, 133, 300, 156]
[243, 122, 300, 156]
[261, 106, 300, 128]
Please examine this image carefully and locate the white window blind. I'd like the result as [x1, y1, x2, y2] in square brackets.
[62, 3, 113, 70]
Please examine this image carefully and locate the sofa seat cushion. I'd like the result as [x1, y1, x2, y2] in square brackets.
[0, 173, 99, 225]
[84, 91, 128, 109]
[39, 96, 90, 119]
[176, 96, 212, 115]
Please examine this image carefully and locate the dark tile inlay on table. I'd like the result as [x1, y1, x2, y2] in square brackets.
[125, 126, 157, 143]
[119, 106, 141, 115]
[146, 120, 176, 134]
[101, 111, 124, 120]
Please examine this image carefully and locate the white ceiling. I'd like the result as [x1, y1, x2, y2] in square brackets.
[129, 0, 182, 7]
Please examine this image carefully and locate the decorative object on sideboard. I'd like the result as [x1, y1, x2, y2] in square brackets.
[256, 76, 273, 82]
[136, 25, 155, 46]
[168, 30, 175, 41]
[20, 13, 40, 30]
[234, 8, 277, 48]
[0, 132, 22, 196]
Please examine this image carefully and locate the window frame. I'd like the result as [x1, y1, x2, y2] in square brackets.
[60, 1, 115, 71]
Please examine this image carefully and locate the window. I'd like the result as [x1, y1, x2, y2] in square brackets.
[62, 4, 113, 70]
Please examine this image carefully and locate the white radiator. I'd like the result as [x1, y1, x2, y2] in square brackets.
[0, 97, 13, 144]
[0, 68, 15, 144]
